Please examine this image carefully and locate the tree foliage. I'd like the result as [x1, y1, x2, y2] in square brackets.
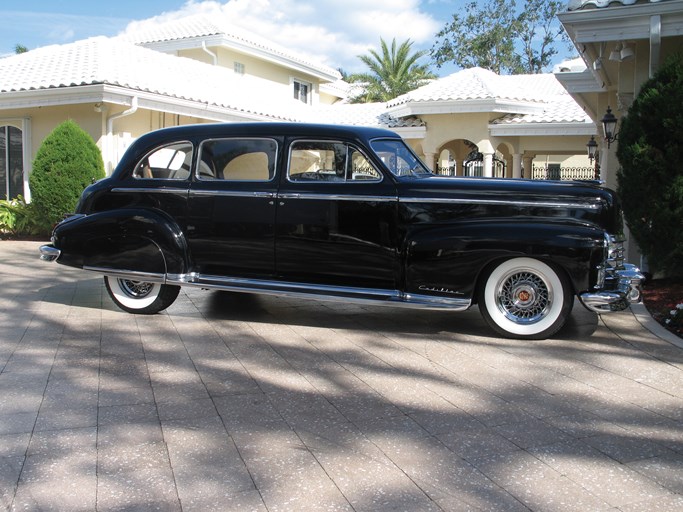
[617, 55, 683, 276]
[347, 38, 436, 103]
[14, 44, 28, 54]
[431, 0, 569, 75]
[29, 120, 105, 226]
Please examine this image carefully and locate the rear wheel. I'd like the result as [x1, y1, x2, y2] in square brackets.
[104, 276, 180, 314]
[477, 257, 573, 339]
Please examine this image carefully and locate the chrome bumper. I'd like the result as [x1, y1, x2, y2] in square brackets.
[579, 263, 644, 313]
[39, 244, 61, 262]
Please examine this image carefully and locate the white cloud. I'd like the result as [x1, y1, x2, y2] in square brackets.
[120, 0, 440, 72]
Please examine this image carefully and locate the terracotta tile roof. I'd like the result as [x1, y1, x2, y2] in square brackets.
[567, 0, 673, 10]
[119, 14, 341, 81]
[0, 37, 302, 121]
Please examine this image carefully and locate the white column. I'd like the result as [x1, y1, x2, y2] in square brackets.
[483, 153, 494, 178]
[423, 152, 436, 172]
[512, 153, 522, 179]
[522, 156, 534, 179]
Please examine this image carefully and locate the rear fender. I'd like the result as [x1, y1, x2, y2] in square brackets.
[52, 208, 189, 276]
[405, 221, 606, 300]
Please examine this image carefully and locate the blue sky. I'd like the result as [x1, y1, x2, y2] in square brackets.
[1, 1, 572, 76]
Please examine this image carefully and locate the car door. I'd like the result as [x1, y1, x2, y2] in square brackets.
[275, 138, 399, 290]
[187, 137, 280, 277]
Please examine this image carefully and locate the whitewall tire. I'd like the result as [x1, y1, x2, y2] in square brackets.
[104, 276, 180, 314]
[477, 258, 572, 339]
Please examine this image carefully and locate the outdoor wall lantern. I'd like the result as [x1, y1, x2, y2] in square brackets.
[586, 135, 598, 163]
[601, 106, 619, 148]
[608, 42, 634, 63]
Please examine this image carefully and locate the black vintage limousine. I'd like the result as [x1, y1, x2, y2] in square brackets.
[40, 123, 643, 339]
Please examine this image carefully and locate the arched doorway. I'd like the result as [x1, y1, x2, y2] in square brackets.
[1, 125, 24, 200]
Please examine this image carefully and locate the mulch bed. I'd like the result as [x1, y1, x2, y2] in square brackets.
[642, 278, 683, 339]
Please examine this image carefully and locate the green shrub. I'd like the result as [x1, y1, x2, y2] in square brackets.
[617, 54, 683, 277]
[29, 119, 105, 226]
[0, 195, 51, 238]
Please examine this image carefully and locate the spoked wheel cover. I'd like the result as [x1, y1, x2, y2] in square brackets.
[479, 257, 571, 339]
[118, 279, 155, 299]
[495, 268, 553, 325]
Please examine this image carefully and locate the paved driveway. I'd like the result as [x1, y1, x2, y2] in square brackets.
[1, 241, 682, 511]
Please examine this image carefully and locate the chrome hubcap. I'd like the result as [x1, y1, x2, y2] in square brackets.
[497, 271, 551, 324]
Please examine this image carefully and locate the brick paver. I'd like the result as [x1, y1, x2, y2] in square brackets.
[1, 241, 682, 511]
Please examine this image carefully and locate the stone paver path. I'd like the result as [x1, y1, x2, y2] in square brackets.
[1, 241, 682, 511]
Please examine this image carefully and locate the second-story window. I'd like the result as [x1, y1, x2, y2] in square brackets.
[293, 79, 311, 104]
[234, 62, 245, 75]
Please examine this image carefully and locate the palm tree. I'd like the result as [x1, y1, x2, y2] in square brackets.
[348, 38, 436, 103]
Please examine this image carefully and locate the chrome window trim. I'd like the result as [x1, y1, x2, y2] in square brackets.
[278, 192, 397, 202]
[111, 187, 188, 194]
[286, 139, 384, 184]
[398, 196, 601, 210]
[190, 190, 275, 199]
[196, 137, 279, 183]
[133, 140, 194, 181]
[369, 137, 432, 177]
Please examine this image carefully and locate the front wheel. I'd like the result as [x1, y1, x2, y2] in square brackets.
[104, 276, 180, 314]
[477, 258, 573, 339]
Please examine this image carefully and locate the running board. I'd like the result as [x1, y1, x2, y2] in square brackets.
[174, 273, 472, 311]
[84, 267, 471, 311]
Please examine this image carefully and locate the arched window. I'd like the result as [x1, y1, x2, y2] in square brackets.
[0, 125, 24, 200]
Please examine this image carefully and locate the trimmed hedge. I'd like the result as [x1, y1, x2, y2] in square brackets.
[617, 55, 683, 276]
[29, 120, 105, 226]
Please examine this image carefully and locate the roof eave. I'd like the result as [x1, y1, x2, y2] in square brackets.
[558, 1, 683, 44]
[0, 84, 297, 122]
[489, 121, 596, 137]
[388, 126, 426, 139]
[554, 69, 606, 93]
[387, 99, 544, 118]
[140, 36, 340, 83]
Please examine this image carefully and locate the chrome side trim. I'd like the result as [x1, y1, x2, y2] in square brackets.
[83, 266, 166, 284]
[39, 245, 61, 262]
[399, 196, 601, 210]
[190, 190, 275, 198]
[111, 188, 187, 195]
[79, 267, 471, 310]
[168, 273, 471, 311]
[278, 193, 397, 202]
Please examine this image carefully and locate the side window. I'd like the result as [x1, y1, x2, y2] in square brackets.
[133, 142, 193, 180]
[289, 141, 381, 183]
[197, 138, 277, 181]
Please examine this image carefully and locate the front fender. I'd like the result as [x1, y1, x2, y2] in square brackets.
[404, 220, 606, 299]
[52, 208, 189, 276]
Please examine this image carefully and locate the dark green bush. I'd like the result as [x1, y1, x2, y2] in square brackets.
[29, 119, 105, 226]
[617, 54, 683, 276]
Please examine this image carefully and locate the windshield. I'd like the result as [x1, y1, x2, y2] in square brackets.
[370, 139, 432, 177]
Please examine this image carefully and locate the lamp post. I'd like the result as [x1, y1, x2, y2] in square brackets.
[586, 135, 600, 180]
[586, 135, 598, 163]
[601, 106, 619, 148]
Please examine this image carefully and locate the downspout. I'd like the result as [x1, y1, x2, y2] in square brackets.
[650, 15, 661, 78]
[201, 42, 218, 65]
[106, 96, 138, 173]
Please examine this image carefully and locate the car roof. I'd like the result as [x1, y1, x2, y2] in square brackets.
[137, 122, 401, 144]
